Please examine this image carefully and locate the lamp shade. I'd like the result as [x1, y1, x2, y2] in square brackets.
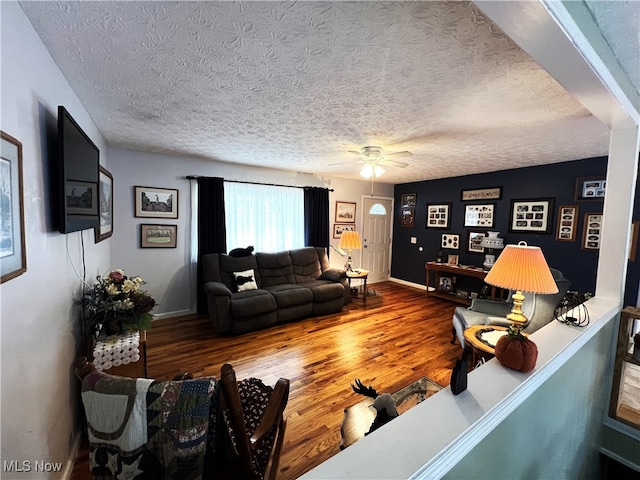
[484, 242, 558, 294]
[338, 231, 362, 250]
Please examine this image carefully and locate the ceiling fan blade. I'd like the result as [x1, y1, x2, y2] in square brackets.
[384, 150, 412, 159]
[348, 150, 364, 156]
[328, 159, 363, 167]
[379, 158, 409, 168]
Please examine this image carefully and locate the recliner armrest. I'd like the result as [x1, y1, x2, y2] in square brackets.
[203, 281, 232, 297]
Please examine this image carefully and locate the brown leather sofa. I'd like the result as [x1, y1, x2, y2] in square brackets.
[203, 247, 349, 334]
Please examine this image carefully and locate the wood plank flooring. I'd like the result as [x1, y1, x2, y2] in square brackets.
[71, 281, 461, 479]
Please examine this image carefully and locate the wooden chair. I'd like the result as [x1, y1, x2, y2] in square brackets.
[217, 363, 290, 480]
[74, 358, 289, 480]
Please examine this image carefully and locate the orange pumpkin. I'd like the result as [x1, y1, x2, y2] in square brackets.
[494, 328, 538, 372]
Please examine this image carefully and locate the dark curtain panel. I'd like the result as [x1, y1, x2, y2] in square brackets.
[304, 187, 330, 250]
[197, 177, 226, 314]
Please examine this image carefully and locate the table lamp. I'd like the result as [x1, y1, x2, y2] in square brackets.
[480, 232, 504, 270]
[484, 241, 558, 332]
[338, 231, 362, 272]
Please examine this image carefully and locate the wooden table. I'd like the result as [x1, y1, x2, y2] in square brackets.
[94, 330, 148, 378]
[425, 262, 505, 305]
[347, 269, 369, 306]
[463, 325, 507, 365]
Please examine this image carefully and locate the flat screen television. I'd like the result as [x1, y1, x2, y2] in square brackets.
[57, 106, 100, 234]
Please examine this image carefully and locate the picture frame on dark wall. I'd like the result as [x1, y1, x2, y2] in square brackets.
[509, 198, 555, 234]
[630, 221, 639, 261]
[461, 187, 502, 201]
[555, 205, 578, 242]
[582, 213, 603, 250]
[464, 203, 495, 228]
[401, 209, 415, 228]
[467, 231, 486, 254]
[426, 203, 451, 229]
[441, 234, 459, 250]
[401, 193, 417, 208]
[141, 224, 177, 248]
[95, 165, 113, 243]
[1, 131, 26, 283]
[575, 176, 606, 201]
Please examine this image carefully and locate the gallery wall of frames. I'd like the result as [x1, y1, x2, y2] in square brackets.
[391, 155, 639, 302]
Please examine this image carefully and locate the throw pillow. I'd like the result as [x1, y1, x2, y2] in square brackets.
[234, 269, 258, 291]
[320, 268, 347, 282]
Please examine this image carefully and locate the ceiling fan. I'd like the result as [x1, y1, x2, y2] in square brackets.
[330, 146, 412, 178]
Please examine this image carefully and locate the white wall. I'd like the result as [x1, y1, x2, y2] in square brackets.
[109, 147, 392, 317]
[1, 3, 110, 477]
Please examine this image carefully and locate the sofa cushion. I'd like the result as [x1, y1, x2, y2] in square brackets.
[256, 252, 295, 287]
[230, 290, 277, 318]
[304, 281, 346, 303]
[264, 284, 314, 308]
[233, 269, 258, 292]
[219, 255, 259, 292]
[289, 247, 322, 283]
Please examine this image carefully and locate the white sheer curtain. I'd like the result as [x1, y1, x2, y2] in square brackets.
[224, 182, 305, 253]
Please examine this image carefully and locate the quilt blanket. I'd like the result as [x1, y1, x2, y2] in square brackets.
[82, 371, 218, 479]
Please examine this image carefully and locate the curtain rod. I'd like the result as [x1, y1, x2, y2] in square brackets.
[185, 175, 333, 191]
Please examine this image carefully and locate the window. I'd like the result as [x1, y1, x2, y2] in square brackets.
[369, 203, 387, 215]
[224, 182, 304, 252]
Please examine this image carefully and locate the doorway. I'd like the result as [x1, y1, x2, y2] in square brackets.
[361, 196, 393, 283]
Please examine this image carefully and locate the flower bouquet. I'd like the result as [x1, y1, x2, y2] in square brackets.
[83, 269, 156, 336]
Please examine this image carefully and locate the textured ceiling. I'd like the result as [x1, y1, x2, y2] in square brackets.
[18, 1, 635, 184]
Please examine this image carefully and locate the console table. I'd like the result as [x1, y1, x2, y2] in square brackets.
[425, 262, 502, 306]
[92, 330, 147, 378]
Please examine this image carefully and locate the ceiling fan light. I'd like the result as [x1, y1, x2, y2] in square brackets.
[360, 163, 385, 178]
[360, 164, 374, 178]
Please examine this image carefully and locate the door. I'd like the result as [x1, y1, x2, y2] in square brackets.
[362, 197, 393, 283]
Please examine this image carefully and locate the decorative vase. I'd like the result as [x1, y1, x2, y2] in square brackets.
[494, 331, 538, 372]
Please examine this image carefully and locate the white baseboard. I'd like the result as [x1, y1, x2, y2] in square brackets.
[152, 308, 195, 320]
[389, 277, 426, 291]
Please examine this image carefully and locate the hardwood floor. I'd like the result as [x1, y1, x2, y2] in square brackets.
[71, 281, 461, 479]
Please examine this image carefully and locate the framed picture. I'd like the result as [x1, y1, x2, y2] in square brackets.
[140, 224, 177, 248]
[95, 166, 113, 243]
[134, 186, 178, 219]
[509, 198, 555, 234]
[439, 276, 453, 291]
[401, 193, 417, 208]
[555, 205, 579, 242]
[575, 176, 606, 201]
[426, 203, 451, 229]
[447, 254, 459, 266]
[464, 203, 495, 228]
[333, 223, 355, 239]
[335, 201, 356, 223]
[582, 213, 603, 250]
[461, 187, 502, 201]
[65, 180, 98, 215]
[1, 131, 26, 283]
[467, 231, 486, 254]
[441, 234, 459, 249]
[401, 209, 415, 228]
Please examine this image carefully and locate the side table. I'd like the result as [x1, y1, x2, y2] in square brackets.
[93, 330, 147, 378]
[346, 269, 369, 306]
[463, 325, 528, 367]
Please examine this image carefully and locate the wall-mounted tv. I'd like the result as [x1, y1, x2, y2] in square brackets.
[57, 106, 100, 234]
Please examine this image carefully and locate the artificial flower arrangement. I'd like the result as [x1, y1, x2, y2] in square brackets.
[83, 269, 156, 336]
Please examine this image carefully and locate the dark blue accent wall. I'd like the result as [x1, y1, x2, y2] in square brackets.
[392, 156, 612, 297]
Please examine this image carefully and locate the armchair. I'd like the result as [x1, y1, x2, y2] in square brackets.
[75, 358, 289, 480]
[451, 268, 570, 348]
